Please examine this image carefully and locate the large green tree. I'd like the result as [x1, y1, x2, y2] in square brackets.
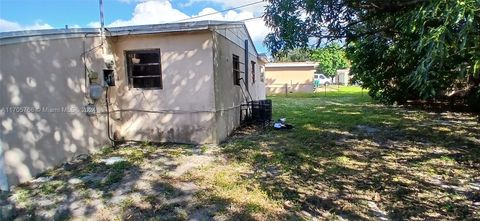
[310, 43, 350, 80]
[275, 48, 312, 62]
[264, 0, 480, 108]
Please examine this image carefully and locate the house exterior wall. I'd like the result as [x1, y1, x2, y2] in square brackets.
[265, 65, 315, 94]
[0, 26, 265, 187]
[0, 36, 109, 187]
[108, 31, 217, 144]
[336, 69, 350, 85]
[212, 29, 265, 143]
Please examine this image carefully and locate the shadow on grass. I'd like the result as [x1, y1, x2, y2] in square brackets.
[219, 90, 480, 220]
[3, 146, 149, 220]
[3, 142, 278, 221]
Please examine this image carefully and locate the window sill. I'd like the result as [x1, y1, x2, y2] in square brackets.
[130, 87, 163, 90]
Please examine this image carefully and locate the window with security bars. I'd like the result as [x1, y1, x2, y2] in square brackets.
[251, 61, 256, 84]
[126, 49, 162, 89]
[233, 54, 240, 85]
[260, 66, 265, 82]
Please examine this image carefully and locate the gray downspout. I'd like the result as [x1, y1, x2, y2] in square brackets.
[244, 39, 249, 92]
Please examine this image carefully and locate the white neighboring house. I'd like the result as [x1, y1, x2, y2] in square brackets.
[335, 69, 351, 85]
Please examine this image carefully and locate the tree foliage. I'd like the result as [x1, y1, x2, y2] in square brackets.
[310, 43, 350, 79]
[264, 0, 480, 108]
[275, 48, 311, 62]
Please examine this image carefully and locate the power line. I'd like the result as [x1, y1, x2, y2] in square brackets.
[207, 16, 263, 26]
[177, 0, 264, 22]
[240, 16, 263, 22]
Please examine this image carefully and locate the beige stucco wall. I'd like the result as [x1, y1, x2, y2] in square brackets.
[212, 30, 265, 143]
[0, 28, 266, 187]
[0, 36, 110, 186]
[108, 31, 217, 144]
[265, 66, 315, 94]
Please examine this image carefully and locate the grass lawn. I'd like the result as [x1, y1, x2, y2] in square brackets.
[189, 86, 480, 220]
[3, 86, 479, 220]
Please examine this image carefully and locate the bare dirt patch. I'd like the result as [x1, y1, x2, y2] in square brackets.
[2, 143, 219, 220]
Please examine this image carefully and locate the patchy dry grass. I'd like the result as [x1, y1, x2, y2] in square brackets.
[188, 162, 285, 220]
[4, 143, 204, 220]
[3, 86, 479, 220]
[186, 86, 479, 220]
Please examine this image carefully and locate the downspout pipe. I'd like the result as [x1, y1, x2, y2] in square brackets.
[244, 39, 249, 92]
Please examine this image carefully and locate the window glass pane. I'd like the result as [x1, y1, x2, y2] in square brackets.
[132, 65, 160, 76]
[131, 52, 159, 64]
[251, 61, 256, 83]
[132, 77, 161, 88]
[233, 54, 240, 85]
[126, 49, 162, 89]
[233, 56, 239, 68]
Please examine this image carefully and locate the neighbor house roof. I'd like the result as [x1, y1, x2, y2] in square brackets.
[265, 62, 318, 68]
[0, 20, 254, 51]
[257, 53, 269, 63]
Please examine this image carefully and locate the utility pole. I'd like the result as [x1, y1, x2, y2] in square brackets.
[99, 0, 105, 53]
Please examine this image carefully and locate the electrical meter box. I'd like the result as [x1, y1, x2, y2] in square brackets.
[88, 71, 98, 80]
[103, 54, 115, 69]
[89, 83, 103, 100]
[103, 69, 115, 86]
